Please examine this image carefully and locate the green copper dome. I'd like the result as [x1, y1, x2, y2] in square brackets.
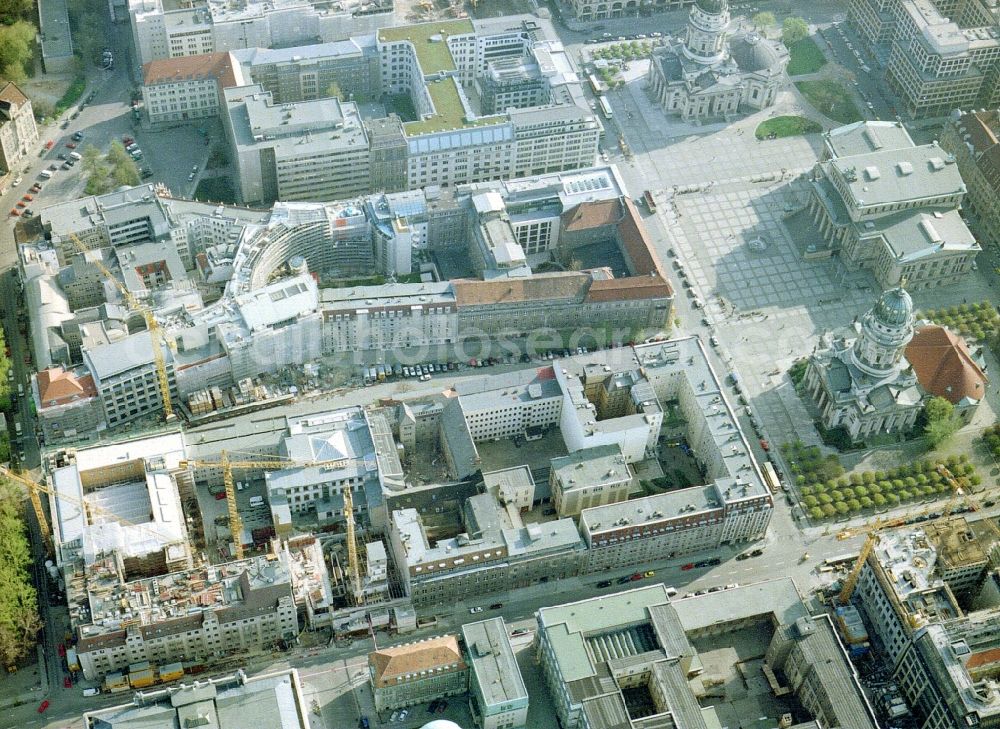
[695, 0, 728, 14]
[872, 286, 913, 327]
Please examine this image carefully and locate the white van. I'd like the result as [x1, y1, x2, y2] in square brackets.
[83, 687, 101, 697]
[249, 496, 264, 508]
[69, 151, 82, 161]
[39, 169, 52, 179]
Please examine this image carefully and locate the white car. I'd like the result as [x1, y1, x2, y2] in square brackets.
[390, 711, 399, 722]
[12, 176, 21, 186]
[188, 172, 196, 181]
[469, 606, 484, 614]
[398, 710, 409, 721]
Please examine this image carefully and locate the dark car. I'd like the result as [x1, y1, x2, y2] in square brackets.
[708, 558, 721, 566]
[427, 700, 440, 713]
[694, 560, 710, 568]
[596, 580, 612, 588]
[358, 717, 369, 729]
[750, 549, 764, 557]
[616, 576, 632, 584]
[736, 553, 750, 561]
[436, 701, 448, 713]
[984, 500, 996, 508]
[489, 602, 503, 610]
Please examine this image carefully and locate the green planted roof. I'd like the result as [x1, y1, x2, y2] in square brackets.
[403, 76, 504, 135]
[378, 19, 475, 73]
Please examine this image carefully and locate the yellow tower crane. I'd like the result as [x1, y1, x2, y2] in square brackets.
[0, 465, 191, 559]
[178, 454, 365, 573]
[838, 464, 973, 605]
[68, 233, 175, 422]
[343, 486, 363, 605]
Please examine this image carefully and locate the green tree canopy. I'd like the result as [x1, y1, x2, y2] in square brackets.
[782, 17, 810, 46]
[924, 396, 962, 447]
[0, 21, 35, 82]
[0, 479, 42, 666]
[753, 11, 776, 30]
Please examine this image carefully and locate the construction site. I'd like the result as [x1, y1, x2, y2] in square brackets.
[396, 0, 535, 23]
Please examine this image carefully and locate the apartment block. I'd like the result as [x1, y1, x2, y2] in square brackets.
[369, 635, 468, 712]
[142, 52, 243, 124]
[222, 85, 371, 206]
[853, 522, 1000, 729]
[32, 366, 103, 444]
[806, 122, 978, 289]
[940, 108, 1000, 248]
[551, 444, 632, 517]
[389, 491, 585, 607]
[82, 331, 177, 428]
[0, 82, 38, 175]
[129, 0, 393, 65]
[74, 553, 298, 680]
[233, 37, 381, 104]
[566, 0, 693, 21]
[462, 617, 529, 729]
[82, 669, 312, 729]
[848, 0, 1000, 117]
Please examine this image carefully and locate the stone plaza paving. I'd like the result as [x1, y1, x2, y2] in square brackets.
[605, 70, 998, 462]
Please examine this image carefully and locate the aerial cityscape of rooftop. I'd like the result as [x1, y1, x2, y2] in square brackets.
[3, 0, 1000, 728]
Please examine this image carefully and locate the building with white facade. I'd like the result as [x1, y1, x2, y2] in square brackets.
[127, 0, 393, 65]
[848, 0, 1000, 118]
[462, 617, 529, 729]
[551, 444, 632, 517]
[647, 0, 787, 121]
[82, 669, 312, 729]
[389, 491, 585, 607]
[853, 523, 1000, 729]
[222, 85, 371, 206]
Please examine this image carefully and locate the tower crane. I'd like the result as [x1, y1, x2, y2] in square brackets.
[177, 453, 367, 586]
[837, 464, 973, 605]
[0, 466, 191, 559]
[68, 233, 175, 422]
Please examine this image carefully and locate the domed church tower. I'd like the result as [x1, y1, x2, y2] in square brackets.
[684, 0, 731, 64]
[850, 285, 915, 378]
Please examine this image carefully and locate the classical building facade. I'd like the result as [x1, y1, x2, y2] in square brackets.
[647, 0, 787, 121]
[803, 286, 925, 443]
[0, 82, 38, 175]
[806, 122, 978, 290]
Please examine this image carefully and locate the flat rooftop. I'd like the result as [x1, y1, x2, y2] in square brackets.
[377, 19, 475, 73]
[81, 669, 308, 729]
[461, 617, 528, 709]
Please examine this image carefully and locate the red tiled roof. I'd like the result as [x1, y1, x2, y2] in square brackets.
[369, 635, 466, 688]
[36, 367, 98, 407]
[142, 52, 239, 90]
[616, 198, 667, 279]
[560, 199, 624, 232]
[905, 325, 988, 404]
[0, 81, 29, 109]
[452, 273, 590, 306]
[585, 276, 673, 302]
[967, 646, 1000, 670]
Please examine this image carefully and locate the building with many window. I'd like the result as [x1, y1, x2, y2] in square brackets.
[0, 82, 38, 176]
[853, 522, 1000, 729]
[940, 108, 1000, 248]
[565, 0, 694, 22]
[462, 617, 529, 729]
[32, 366, 103, 444]
[369, 635, 468, 712]
[848, 0, 1000, 118]
[128, 0, 393, 64]
[82, 669, 313, 729]
[222, 85, 372, 206]
[551, 444, 633, 517]
[806, 122, 978, 289]
[142, 52, 243, 124]
[647, 0, 787, 121]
